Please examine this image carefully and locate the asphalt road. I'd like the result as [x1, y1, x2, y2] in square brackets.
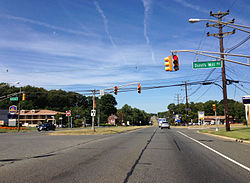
[0, 127, 249, 183]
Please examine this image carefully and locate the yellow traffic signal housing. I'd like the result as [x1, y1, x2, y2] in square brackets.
[22, 93, 26, 101]
[137, 84, 141, 94]
[212, 104, 216, 111]
[164, 56, 172, 71]
[173, 55, 179, 71]
[114, 86, 118, 95]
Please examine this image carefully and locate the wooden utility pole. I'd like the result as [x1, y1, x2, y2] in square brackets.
[207, 10, 235, 131]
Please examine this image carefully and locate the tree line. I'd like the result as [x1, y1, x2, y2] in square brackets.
[158, 99, 246, 124]
[0, 83, 152, 126]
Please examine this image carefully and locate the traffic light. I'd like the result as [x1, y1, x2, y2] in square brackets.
[164, 56, 172, 71]
[22, 93, 26, 101]
[137, 84, 141, 94]
[114, 86, 118, 95]
[172, 55, 179, 71]
[212, 104, 216, 111]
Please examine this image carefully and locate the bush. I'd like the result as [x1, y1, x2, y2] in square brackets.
[74, 119, 84, 128]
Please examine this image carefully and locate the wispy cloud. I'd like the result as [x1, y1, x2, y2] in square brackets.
[93, 0, 127, 63]
[0, 14, 97, 37]
[142, 0, 156, 63]
[93, 1, 117, 49]
[174, 0, 207, 13]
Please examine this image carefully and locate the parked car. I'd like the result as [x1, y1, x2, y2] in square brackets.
[161, 122, 170, 129]
[37, 123, 56, 131]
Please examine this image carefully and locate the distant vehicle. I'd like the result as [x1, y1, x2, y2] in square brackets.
[158, 118, 166, 128]
[161, 122, 170, 129]
[37, 123, 56, 131]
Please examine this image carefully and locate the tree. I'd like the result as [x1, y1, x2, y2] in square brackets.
[99, 94, 117, 123]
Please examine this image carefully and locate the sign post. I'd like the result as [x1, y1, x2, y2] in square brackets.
[66, 110, 71, 128]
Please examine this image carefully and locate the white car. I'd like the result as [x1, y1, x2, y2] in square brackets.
[161, 122, 170, 129]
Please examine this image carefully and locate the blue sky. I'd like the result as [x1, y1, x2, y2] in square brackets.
[0, 0, 249, 113]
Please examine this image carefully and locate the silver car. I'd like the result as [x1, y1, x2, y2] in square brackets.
[161, 122, 170, 129]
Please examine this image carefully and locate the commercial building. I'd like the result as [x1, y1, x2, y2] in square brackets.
[19, 109, 65, 127]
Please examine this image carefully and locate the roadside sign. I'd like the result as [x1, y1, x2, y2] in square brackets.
[198, 111, 205, 120]
[242, 96, 250, 104]
[0, 120, 4, 125]
[185, 108, 191, 111]
[8, 119, 16, 126]
[193, 61, 222, 69]
[10, 97, 18, 101]
[66, 110, 71, 117]
[9, 105, 17, 114]
[91, 110, 96, 117]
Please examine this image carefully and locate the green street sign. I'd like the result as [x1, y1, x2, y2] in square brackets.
[10, 97, 18, 101]
[193, 61, 222, 69]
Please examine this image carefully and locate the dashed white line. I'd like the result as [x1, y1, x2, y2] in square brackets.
[177, 131, 250, 172]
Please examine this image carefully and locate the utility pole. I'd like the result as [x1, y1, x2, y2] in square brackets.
[92, 90, 96, 132]
[17, 87, 21, 132]
[176, 94, 180, 115]
[185, 81, 189, 126]
[97, 108, 100, 127]
[207, 10, 235, 131]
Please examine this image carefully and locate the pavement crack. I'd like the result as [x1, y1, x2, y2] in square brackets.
[173, 139, 182, 152]
[123, 128, 157, 183]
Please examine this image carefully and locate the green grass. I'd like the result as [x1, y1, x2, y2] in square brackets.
[200, 127, 250, 141]
[49, 126, 149, 135]
[0, 127, 37, 133]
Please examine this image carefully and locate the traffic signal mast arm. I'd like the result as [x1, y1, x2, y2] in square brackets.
[170, 50, 250, 66]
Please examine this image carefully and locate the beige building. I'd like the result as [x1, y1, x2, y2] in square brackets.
[19, 109, 65, 127]
[204, 115, 234, 124]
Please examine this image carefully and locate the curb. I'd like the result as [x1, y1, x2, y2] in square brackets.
[197, 131, 250, 144]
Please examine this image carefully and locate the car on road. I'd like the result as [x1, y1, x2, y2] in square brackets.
[37, 123, 56, 131]
[161, 122, 170, 129]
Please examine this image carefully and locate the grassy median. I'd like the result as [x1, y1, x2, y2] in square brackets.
[49, 126, 149, 135]
[199, 127, 250, 141]
[0, 127, 37, 133]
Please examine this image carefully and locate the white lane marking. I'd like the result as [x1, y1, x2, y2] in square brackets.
[177, 131, 250, 172]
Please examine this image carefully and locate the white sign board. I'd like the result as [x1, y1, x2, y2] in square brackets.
[91, 110, 96, 117]
[0, 120, 4, 125]
[8, 119, 16, 127]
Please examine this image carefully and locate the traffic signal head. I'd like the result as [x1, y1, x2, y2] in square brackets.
[164, 56, 172, 71]
[22, 93, 26, 101]
[212, 104, 216, 111]
[114, 86, 118, 95]
[137, 84, 141, 94]
[172, 55, 179, 71]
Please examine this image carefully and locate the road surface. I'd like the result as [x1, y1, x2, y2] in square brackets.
[0, 127, 249, 182]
